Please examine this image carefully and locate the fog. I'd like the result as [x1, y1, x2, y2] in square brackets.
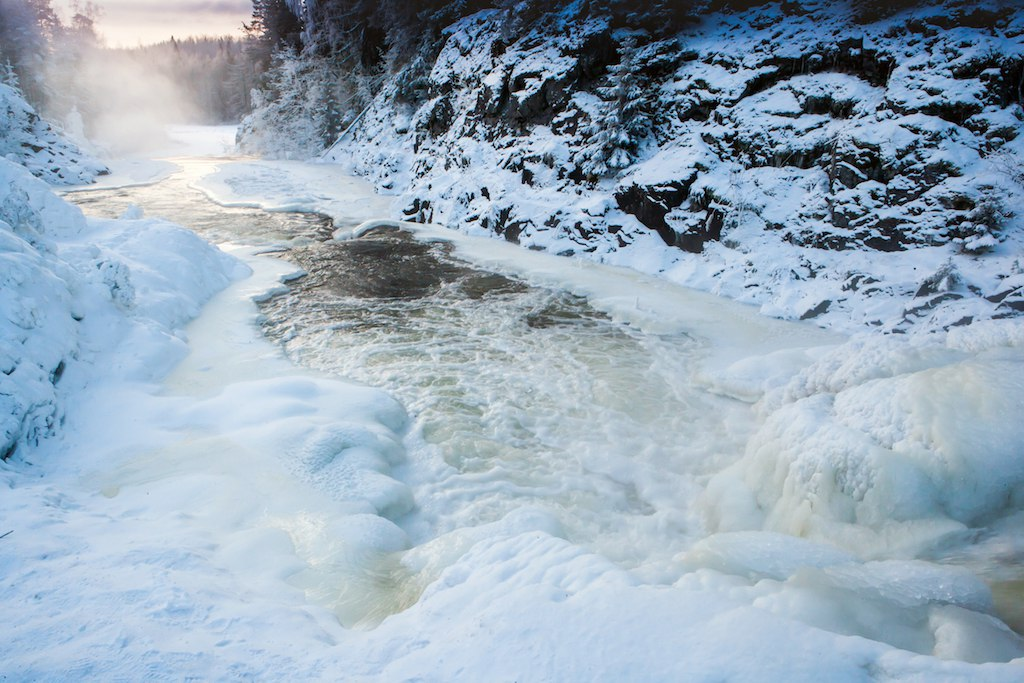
[42, 37, 251, 156]
[60, 50, 201, 154]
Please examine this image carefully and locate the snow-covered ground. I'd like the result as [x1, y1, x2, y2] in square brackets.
[3, 117, 1023, 678]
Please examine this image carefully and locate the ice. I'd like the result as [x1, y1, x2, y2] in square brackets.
[196, 159, 392, 228]
[702, 327, 1024, 570]
[681, 531, 858, 581]
[4, 129, 1024, 677]
[679, 532, 1022, 662]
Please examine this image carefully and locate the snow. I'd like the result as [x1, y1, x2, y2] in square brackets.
[60, 125, 240, 194]
[3, 123, 1024, 678]
[703, 321, 1024, 562]
[196, 159, 392, 229]
[0, 84, 108, 185]
[293, 0, 1024, 339]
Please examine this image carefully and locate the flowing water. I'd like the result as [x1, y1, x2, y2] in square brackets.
[68, 160, 749, 578]
[66, 157, 1024, 657]
[256, 225, 756, 571]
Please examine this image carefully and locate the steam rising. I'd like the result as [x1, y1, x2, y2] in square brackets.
[62, 49, 200, 155]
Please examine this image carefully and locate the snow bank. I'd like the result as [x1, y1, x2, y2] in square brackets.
[0, 156, 238, 461]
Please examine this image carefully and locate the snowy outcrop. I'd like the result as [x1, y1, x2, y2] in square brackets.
[702, 319, 1024, 559]
[0, 158, 240, 461]
[0, 83, 108, 186]
[289, 0, 1024, 335]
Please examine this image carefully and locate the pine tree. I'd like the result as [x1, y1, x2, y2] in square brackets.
[1, 60, 20, 89]
[0, 0, 54, 106]
[245, 0, 304, 72]
[320, 79, 344, 147]
[578, 34, 652, 181]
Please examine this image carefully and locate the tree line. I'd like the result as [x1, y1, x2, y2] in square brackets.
[1, 0, 260, 144]
[238, 0, 712, 158]
[239, 0, 938, 161]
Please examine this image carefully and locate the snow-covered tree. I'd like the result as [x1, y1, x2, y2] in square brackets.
[0, 60, 20, 88]
[238, 47, 340, 157]
[0, 0, 58, 106]
[577, 34, 653, 181]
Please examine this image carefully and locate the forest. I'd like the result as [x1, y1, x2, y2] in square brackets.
[238, 0, 934, 157]
[0, 0, 256, 148]
[0, 0, 931, 153]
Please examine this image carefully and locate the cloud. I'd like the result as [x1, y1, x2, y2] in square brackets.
[51, 0, 253, 45]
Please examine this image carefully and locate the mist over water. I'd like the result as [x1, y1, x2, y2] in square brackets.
[62, 51, 197, 154]
[66, 156, 1024, 660]
[41, 36, 249, 156]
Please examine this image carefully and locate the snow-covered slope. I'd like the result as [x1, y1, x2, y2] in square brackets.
[311, 0, 1024, 336]
[0, 157, 239, 462]
[0, 83, 108, 185]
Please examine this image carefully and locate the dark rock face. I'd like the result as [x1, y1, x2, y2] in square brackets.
[677, 208, 725, 254]
[313, 1, 1024, 332]
[740, 42, 897, 100]
[614, 178, 695, 247]
[424, 96, 455, 137]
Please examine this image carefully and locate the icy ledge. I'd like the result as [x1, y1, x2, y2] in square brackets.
[0, 157, 237, 461]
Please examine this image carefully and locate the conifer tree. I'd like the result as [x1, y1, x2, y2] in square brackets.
[578, 34, 651, 181]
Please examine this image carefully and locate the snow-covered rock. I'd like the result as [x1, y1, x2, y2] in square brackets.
[291, 0, 1024, 336]
[0, 83, 108, 186]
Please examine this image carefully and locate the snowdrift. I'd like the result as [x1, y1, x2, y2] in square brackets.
[0, 156, 238, 462]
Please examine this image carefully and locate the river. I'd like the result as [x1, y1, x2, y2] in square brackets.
[64, 150, 1024, 664]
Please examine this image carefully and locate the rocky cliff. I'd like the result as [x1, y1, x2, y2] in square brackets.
[262, 0, 1024, 335]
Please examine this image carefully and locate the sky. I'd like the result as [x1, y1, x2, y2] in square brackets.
[52, 0, 253, 47]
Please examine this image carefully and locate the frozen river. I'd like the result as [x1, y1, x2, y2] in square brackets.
[57, 145, 1024, 677]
